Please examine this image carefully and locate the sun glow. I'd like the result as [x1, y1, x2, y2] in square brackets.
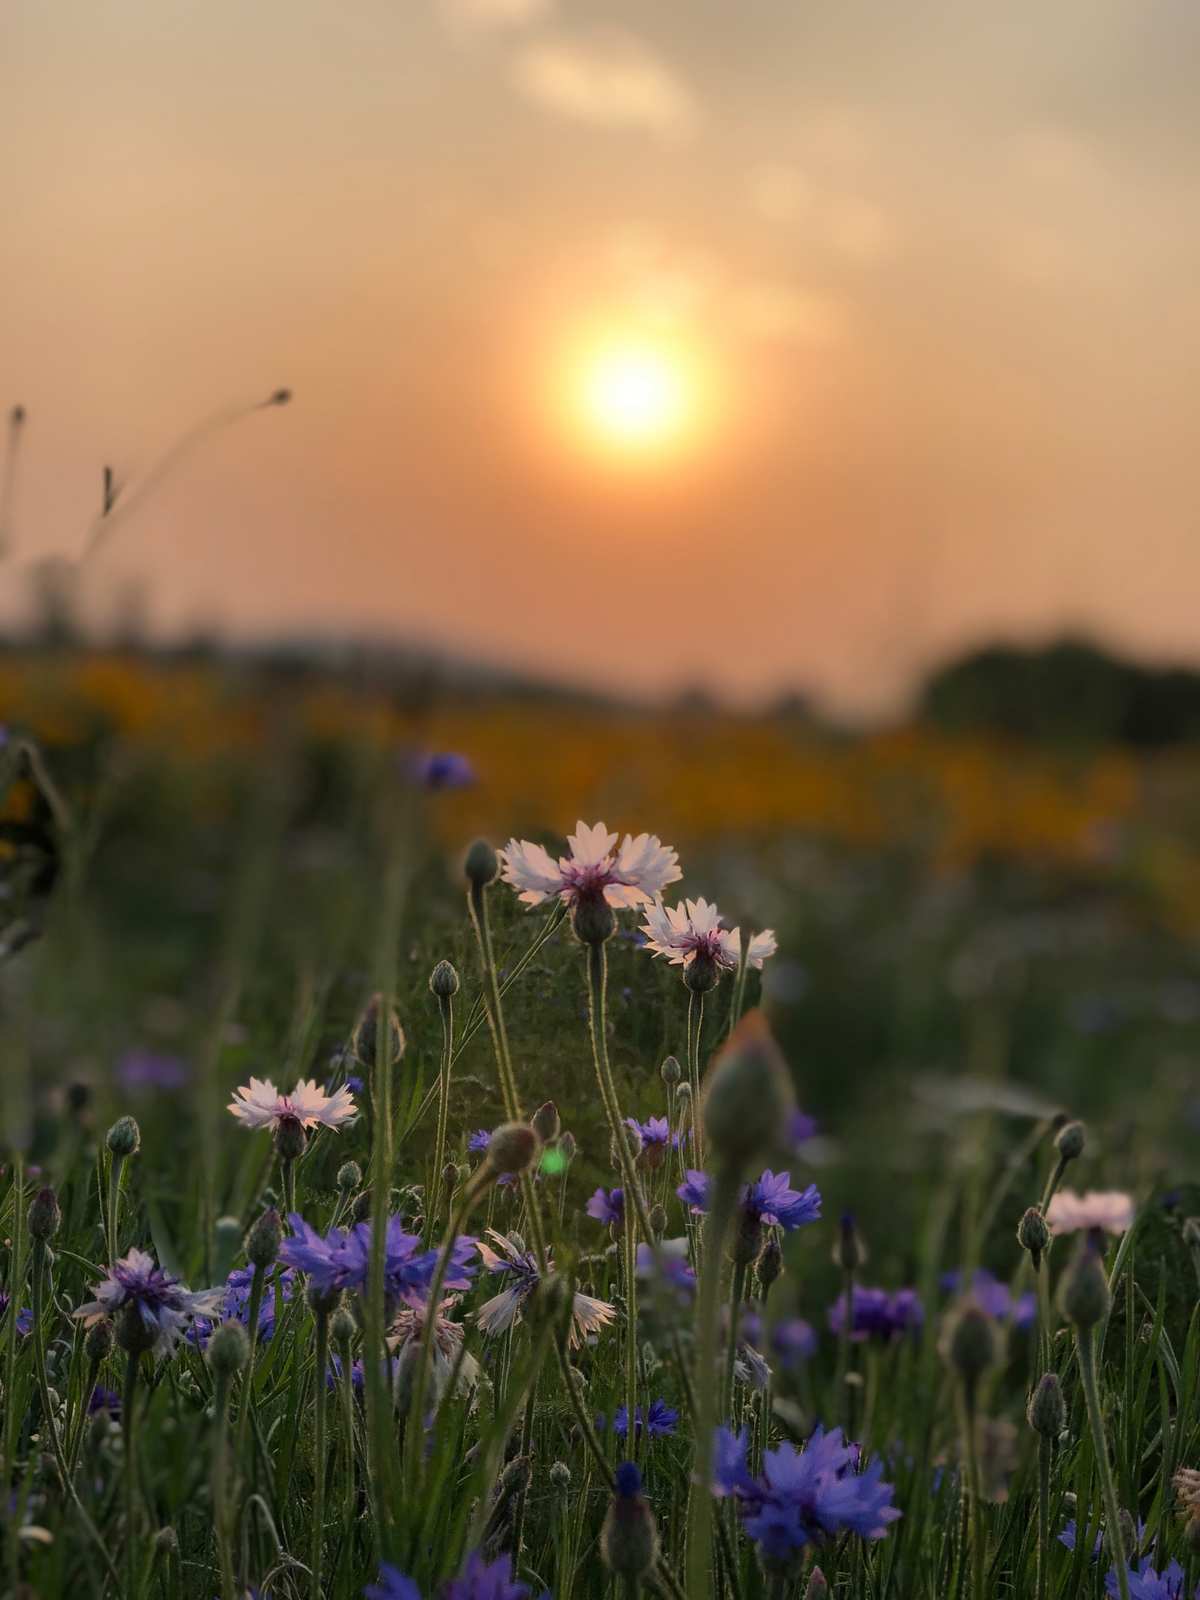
[562, 331, 711, 461]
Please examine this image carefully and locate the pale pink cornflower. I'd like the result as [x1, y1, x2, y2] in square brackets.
[227, 1077, 357, 1133]
[1044, 1189, 1134, 1237]
[639, 897, 777, 974]
[389, 1297, 479, 1402]
[474, 1229, 616, 1349]
[500, 821, 680, 911]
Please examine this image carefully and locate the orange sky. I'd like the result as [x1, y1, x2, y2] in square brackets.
[3, 0, 1199, 712]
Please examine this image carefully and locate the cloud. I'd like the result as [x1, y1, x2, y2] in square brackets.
[439, 0, 551, 31]
[511, 30, 699, 141]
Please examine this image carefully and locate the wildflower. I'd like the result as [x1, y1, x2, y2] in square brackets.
[408, 750, 476, 790]
[636, 1238, 696, 1302]
[116, 1050, 189, 1093]
[88, 1385, 122, 1417]
[364, 1565, 422, 1600]
[586, 1186, 624, 1227]
[789, 1109, 818, 1148]
[475, 1228, 615, 1349]
[227, 1076, 356, 1133]
[828, 1286, 924, 1343]
[601, 1461, 660, 1581]
[74, 1248, 223, 1359]
[1059, 1518, 1103, 1556]
[190, 1264, 298, 1349]
[639, 897, 776, 975]
[1104, 1559, 1191, 1599]
[942, 1269, 1036, 1331]
[712, 1423, 900, 1570]
[771, 1318, 819, 1369]
[599, 1398, 680, 1440]
[1045, 1190, 1134, 1237]
[677, 1169, 821, 1231]
[468, 1129, 492, 1154]
[442, 1551, 532, 1600]
[626, 1114, 682, 1167]
[279, 1214, 475, 1308]
[389, 1296, 479, 1403]
[499, 820, 680, 911]
[0, 1294, 33, 1337]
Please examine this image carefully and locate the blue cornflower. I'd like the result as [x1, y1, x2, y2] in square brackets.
[442, 1550, 531, 1600]
[1105, 1559, 1193, 1599]
[771, 1318, 818, 1369]
[0, 1293, 33, 1338]
[636, 1239, 695, 1299]
[364, 1564, 422, 1600]
[468, 1130, 492, 1153]
[626, 1115, 683, 1169]
[789, 1109, 818, 1148]
[942, 1269, 1035, 1331]
[191, 1264, 299, 1349]
[88, 1386, 122, 1417]
[280, 1214, 475, 1308]
[1059, 1518, 1102, 1556]
[74, 1248, 223, 1358]
[828, 1285, 923, 1343]
[407, 751, 477, 791]
[601, 1398, 679, 1440]
[713, 1423, 900, 1570]
[677, 1169, 821, 1232]
[586, 1187, 624, 1227]
[116, 1050, 189, 1093]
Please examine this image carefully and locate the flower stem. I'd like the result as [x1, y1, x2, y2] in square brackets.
[1036, 1431, 1052, 1600]
[624, 1188, 639, 1461]
[3, 1153, 26, 1570]
[233, 1262, 267, 1488]
[1077, 1325, 1130, 1600]
[310, 1308, 329, 1600]
[834, 1264, 855, 1435]
[960, 1380, 986, 1600]
[107, 1152, 127, 1262]
[721, 1260, 748, 1422]
[584, 941, 655, 1252]
[686, 991, 705, 1167]
[123, 1350, 141, 1600]
[429, 986, 455, 1241]
[211, 1367, 235, 1600]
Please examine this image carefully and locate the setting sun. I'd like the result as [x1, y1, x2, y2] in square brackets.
[580, 344, 688, 448]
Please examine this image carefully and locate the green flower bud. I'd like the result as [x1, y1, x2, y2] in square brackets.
[757, 1236, 784, 1292]
[28, 1186, 61, 1243]
[1017, 1206, 1050, 1267]
[330, 1304, 357, 1347]
[1058, 1242, 1111, 1329]
[701, 1012, 795, 1172]
[429, 959, 460, 999]
[648, 1203, 668, 1237]
[1055, 1120, 1086, 1162]
[307, 1279, 342, 1318]
[600, 1464, 659, 1579]
[464, 838, 499, 888]
[206, 1320, 250, 1379]
[245, 1207, 282, 1270]
[337, 1160, 362, 1195]
[733, 1208, 765, 1267]
[572, 896, 616, 947]
[531, 1101, 561, 1144]
[153, 1526, 179, 1558]
[558, 1131, 577, 1166]
[116, 1301, 157, 1357]
[833, 1212, 867, 1273]
[351, 994, 405, 1070]
[485, 1122, 540, 1176]
[213, 1215, 242, 1277]
[683, 950, 721, 994]
[804, 1569, 829, 1600]
[549, 1460, 572, 1493]
[84, 1318, 114, 1364]
[660, 1055, 681, 1088]
[272, 1114, 307, 1164]
[939, 1303, 999, 1387]
[105, 1116, 141, 1159]
[1026, 1372, 1065, 1439]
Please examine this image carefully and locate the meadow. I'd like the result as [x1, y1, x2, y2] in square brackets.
[1, 649, 1199, 1600]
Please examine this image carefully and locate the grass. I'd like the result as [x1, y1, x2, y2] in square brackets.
[1, 690, 1199, 1600]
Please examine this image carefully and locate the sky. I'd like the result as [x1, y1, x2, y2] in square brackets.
[3, 0, 1199, 713]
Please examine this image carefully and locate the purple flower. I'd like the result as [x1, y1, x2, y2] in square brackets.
[636, 1239, 696, 1304]
[789, 1109, 818, 1147]
[626, 1115, 682, 1168]
[0, 1293, 32, 1338]
[408, 751, 477, 791]
[677, 1169, 822, 1233]
[191, 1265, 299, 1349]
[74, 1248, 223, 1358]
[586, 1187, 624, 1227]
[713, 1424, 899, 1566]
[476, 1229, 615, 1349]
[678, 1170, 710, 1213]
[771, 1319, 818, 1369]
[442, 1550, 531, 1600]
[1060, 1519, 1103, 1557]
[828, 1285, 924, 1343]
[364, 1564, 422, 1600]
[280, 1215, 475, 1307]
[116, 1050, 190, 1093]
[468, 1130, 492, 1154]
[1105, 1559, 1192, 1599]
[942, 1269, 1035, 1331]
[600, 1398, 679, 1440]
[88, 1386, 122, 1417]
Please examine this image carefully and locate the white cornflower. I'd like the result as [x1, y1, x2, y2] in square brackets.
[227, 1077, 357, 1133]
[474, 1229, 616, 1349]
[500, 821, 680, 911]
[1044, 1189, 1134, 1237]
[639, 897, 777, 973]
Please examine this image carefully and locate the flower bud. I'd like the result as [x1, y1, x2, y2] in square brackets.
[429, 959, 460, 999]
[648, 1203, 668, 1237]
[558, 1131, 577, 1166]
[684, 950, 721, 994]
[702, 1012, 795, 1172]
[549, 1461, 572, 1493]
[213, 1215, 242, 1276]
[1017, 1206, 1050, 1268]
[804, 1570, 829, 1600]
[757, 1236, 784, 1292]
[661, 1055, 681, 1088]
[206, 1320, 250, 1379]
[84, 1318, 114, 1364]
[105, 1116, 141, 1159]
[307, 1279, 342, 1318]
[330, 1304, 357, 1347]
[832, 1212, 867, 1274]
[1058, 1241, 1111, 1329]
[572, 897, 616, 946]
[1026, 1373, 1065, 1439]
[245, 1207, 283, 1271]
[337, 1160, 362, 1195]
[531, 1101, 560, 1144]
[464, 838, 499, 888]
[352, 1188, 373, 1223]
[733, 1209, 765, 1267]
[1184, 1510, 1200, 1558]
[27, 1187, 61, 1243]
[485, 1123, 540, 1177]
[351, 994, 405, 1070]
[600, 1462, 660, 1580]
[442, 1162, 460, 1196]
[116, 1301, 157, 1357]
[939, 1303, 999, 1387]
[273, 1114, 307, 1164]
[1055, 1120, 1086, 1162]
[153, 1526, 179, 1558]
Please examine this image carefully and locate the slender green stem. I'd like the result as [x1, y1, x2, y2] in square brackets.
[430, 989, 455, 1241]
[107, 1153, 126, 1262]
[722, 1260, 748, 1423]
[311, 1309, 329, 1600]
[726, 946, 750, 1041]
[1077, 1326, 1130, 1600]
[686, 992, 705, 1167]
[3, 1153, 25, 1553]
[233, 1263, 267, 1490]
[212, 1369, 235, 1600]
[584, 941, 655, 1252]
[339, 1336, 358, 1526]
[281, 1160, 297, 1222]
[123, 1350, 141, 1600]
[960, 1382, 985, 1600]
[685, 1167, 739, 1600]
[624, 1191, 639, 1460]
[835, 1264, 855, 1435]
[1036, 1433, 1051, 1600]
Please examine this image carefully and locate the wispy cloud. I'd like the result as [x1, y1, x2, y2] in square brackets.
[511, 30, 699, 141]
